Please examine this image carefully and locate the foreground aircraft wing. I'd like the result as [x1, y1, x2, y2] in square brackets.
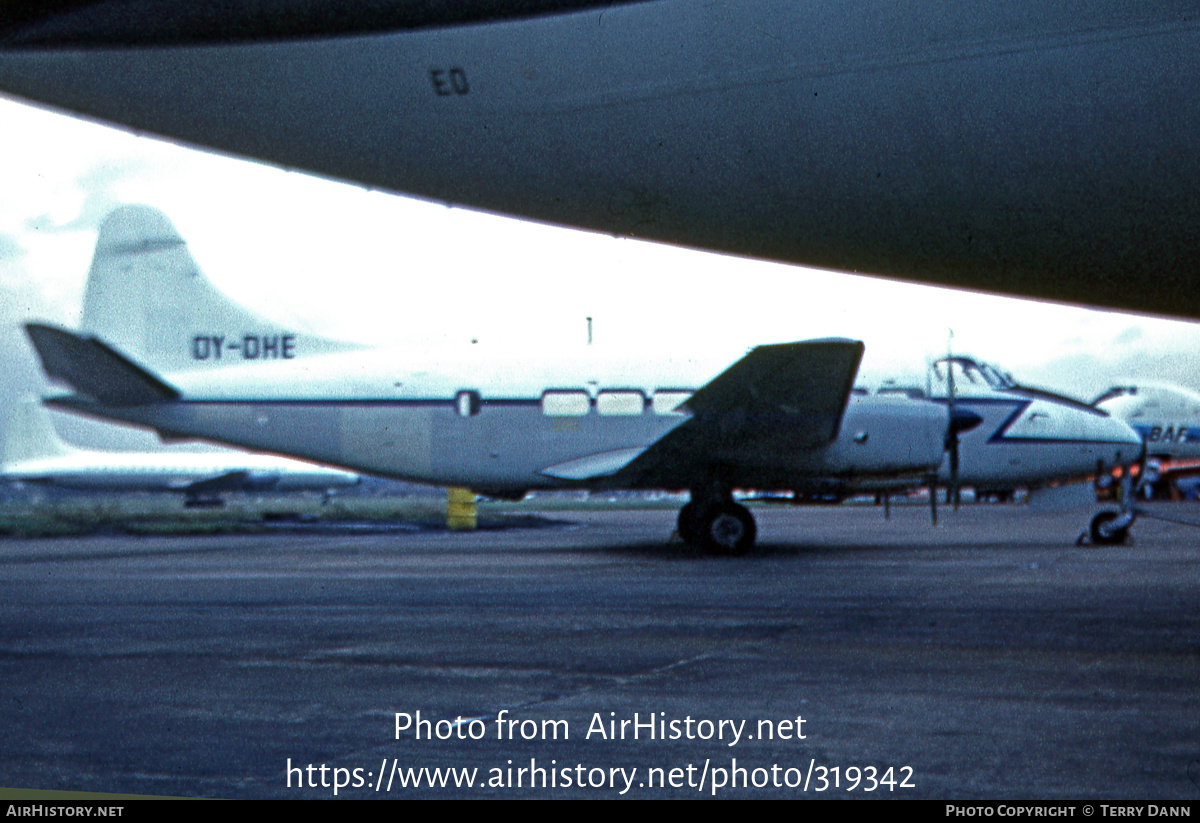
[601, 339, 864, 488]
[3, 3, 1200, 319]
[24, 324, 179, 404]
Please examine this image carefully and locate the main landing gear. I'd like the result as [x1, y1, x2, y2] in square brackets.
[677, 494, 757, 556]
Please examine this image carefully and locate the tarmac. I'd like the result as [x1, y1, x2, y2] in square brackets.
[0, 502, 1198, 799]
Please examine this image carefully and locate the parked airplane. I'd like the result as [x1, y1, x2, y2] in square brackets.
[1, 1, 1197, 320]
[21, 206, 1143, 553]
[2, 395, 360, 505]
[1093, 383, 1200, 500]
[1093, 384, 1200, 460]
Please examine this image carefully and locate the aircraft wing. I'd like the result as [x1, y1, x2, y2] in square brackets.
[25, 324, 179, 404]
[604, 339, 864, 488]
[4, 3, 1200, 320]
[682, 339, 864, 430]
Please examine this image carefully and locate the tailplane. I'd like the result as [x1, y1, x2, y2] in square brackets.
[80, 205, 360, 373]
[25, 323, 180, 405]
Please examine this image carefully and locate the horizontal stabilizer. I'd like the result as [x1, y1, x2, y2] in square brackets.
[25, 323, 179, 405]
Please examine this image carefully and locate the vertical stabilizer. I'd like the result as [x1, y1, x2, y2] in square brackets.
[2, 397, 75, 470]
[80, 205, 359, 373]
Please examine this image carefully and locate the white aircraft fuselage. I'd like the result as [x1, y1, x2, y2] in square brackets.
[1, 1, 1198, 319]
[46, 344, 956, 497]
[42, 341, 1144, 504]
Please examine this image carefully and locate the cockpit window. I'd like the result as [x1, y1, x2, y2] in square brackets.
[931, 356, 1105, 415]
[932, 357, 1016, 392]
[1091, 386, 1137, 405]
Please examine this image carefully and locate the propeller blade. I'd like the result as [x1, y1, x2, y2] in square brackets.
[944, 342, 957, 510]
[949, 433, 961, 510]
[944, 406, 981, 511]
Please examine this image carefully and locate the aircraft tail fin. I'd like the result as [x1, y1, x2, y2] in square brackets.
[25, 323, 180, 405]
[80, 205, 360, 373]
[2, 397, 75, 470]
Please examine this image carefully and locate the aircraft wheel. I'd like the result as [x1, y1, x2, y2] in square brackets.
[699, 502, 757, 556]
[1089, 511, 1128, 546]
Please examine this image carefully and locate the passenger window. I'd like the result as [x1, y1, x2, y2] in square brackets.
[541, 391, 590, 417]
[652, 391, 692, 415]
[597, 391, 645, 416]
[456, 390, 481, 417]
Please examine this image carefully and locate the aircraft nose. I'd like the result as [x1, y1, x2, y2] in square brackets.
[1100, 413, 1144, 447]
[1003, 399, 1144, 482]
[1070, 408, 1144, 471]
[1111, 418, 1145, 462]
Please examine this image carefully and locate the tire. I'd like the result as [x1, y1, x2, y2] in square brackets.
[700, 502, 757, 556]
[1089, 511, 1128, 546]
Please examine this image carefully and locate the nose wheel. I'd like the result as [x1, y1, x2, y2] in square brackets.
[678, 499, 756, 555]
[1088, 510, 1132, 546]
[1083, 460, 1139, 546]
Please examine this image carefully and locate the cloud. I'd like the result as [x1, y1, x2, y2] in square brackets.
[23, 158, 152, 235]
[1020, 343, 1200, 402]
[1114, 326, 1143, 346]
[0, 232, 22, 262]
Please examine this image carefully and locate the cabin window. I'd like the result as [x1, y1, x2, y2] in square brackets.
[597, 391, 645, 416]
[541, 391, 590, 417]
[456, 390, 481, 417]
[652, 391, 692, 415]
